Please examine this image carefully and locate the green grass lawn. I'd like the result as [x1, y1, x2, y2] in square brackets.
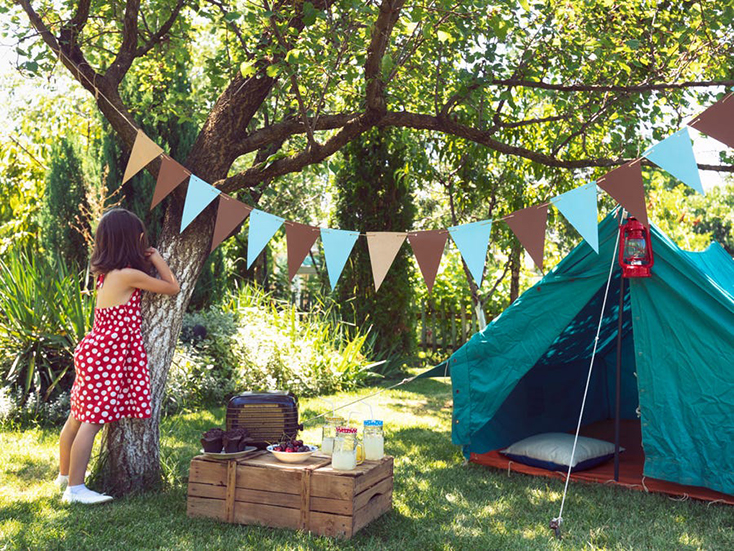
[2, 374, 733, 550]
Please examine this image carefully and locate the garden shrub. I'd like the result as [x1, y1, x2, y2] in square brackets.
[0, 247, 93, 426]
[165, 284, 378, 414]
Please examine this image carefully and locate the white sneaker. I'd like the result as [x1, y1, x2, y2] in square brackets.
[62, 486, 114, 504]
[55, 474, 69, 490]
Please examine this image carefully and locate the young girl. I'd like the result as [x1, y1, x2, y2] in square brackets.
[57, 208, 180, 504]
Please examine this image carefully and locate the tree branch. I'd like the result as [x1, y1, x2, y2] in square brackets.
[489, 78, 734, 93]
[234, 113, 358, 157]
[16, 0, 139, 149]
[66, 0, 91, 36]
[217, 111, 379, 192]
[136, 0, 186, 57]
[106, 0, 140, 85]
[265, 0, 318, 150]
[364, 0, 405, 113]
[184, 1, 333, 180]
[203, 0, 251, 54]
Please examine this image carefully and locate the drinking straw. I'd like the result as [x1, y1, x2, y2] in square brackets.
[320, 398, 335, 417]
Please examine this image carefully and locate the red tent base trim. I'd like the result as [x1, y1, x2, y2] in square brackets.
[469, 420, 734, 506]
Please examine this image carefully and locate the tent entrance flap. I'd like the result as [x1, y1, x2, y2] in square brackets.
[468, 272, 639, 455]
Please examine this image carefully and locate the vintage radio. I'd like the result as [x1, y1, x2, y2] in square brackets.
[225, 391, 303, 449]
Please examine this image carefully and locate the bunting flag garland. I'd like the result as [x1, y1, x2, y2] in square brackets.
[321, 228, 360, 289]
[596, 161, 648, 227]
[180, 175, 221, 233]
[151, 156, 190, 210]
[688, 93, 734, 149]
[286, 222, 321, 280]
[366, 232, 407, 291]
[504, 204, 549, 271]
[642, 128, 704, 195]
[122, 129, 164, 184]
[448, 220, 492, 288]
[407, 230, 448, 293]
[124, 89, 734, 296]
[246, 209, 285, 268]
[550, 182, 599, 253]
[210, 196, 253, 253]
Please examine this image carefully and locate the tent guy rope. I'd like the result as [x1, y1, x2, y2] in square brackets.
[550, 208, 623, 539]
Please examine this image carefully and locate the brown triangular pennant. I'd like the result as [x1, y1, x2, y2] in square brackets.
[407, 230, 448, 293]
[366, 232, 407, 291]
[122, 129, 164, 184]
[210, 196, 252, 252]
[150, 156, 190, 210]
[286, 222, 321, 280]
[504, 204, 549, 271]
[597, 161, 648, 227]
[689, 93, 734, 149]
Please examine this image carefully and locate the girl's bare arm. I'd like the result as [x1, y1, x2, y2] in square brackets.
[123, 249, 180, 295]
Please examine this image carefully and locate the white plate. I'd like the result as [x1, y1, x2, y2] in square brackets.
[200, 445, 258, 459]
[266, 444, 318, 463]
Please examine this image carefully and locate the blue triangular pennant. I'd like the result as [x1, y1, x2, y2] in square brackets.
[642, 128, 704, 195]
[550, 182, 599, 253]
[447, 220, 492, 287]
[320, 228, 360, 289]
[180, 175, 221, 232]
[246, 210, 285, 268]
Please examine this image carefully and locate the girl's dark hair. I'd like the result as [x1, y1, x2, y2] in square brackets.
[90, 208, 151, 274]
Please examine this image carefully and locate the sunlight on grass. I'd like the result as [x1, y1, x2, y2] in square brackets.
[679, 532, 703, 546]
[3, 375, 734, 550]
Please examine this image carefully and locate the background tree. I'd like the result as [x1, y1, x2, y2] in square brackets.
[38, 137, 91, 270]
[9, 0, 734, 494]
[335, 127, 416, 360]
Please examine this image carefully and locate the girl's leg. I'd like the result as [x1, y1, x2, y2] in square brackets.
[59, 415, 81, 476]
[68, 422, 103, 486]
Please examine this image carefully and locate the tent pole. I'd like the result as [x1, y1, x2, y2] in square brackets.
[614, 273, 625, 482]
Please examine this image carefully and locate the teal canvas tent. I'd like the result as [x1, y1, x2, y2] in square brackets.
[441, 211, 734, 497]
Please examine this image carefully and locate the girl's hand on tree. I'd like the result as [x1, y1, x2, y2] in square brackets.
[144, 247, 161, 259]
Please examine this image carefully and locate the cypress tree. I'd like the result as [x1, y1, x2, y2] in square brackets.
[39, 137, 91, 270]
[334, 128, 416, 359]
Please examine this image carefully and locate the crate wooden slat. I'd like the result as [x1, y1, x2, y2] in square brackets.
[187, 451, 393, 538]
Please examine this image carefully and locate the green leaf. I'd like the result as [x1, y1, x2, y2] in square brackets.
[266, 64, 282, 78]
[224, 11, 241, 22]
[380, 53, 394, 79]
[303, 2, 317, 26]
[437, 30, 452, 43]
[240, 61, 256, 78]
[285, 49, 303, 64]
[625, 39, 641, 50]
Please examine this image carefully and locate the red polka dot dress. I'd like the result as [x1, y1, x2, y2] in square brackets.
[70, 274, 151, 424]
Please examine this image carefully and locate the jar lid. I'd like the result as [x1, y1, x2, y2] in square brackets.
[325, 416, 345, 424]
[364, 419, 383, 427]
[336, 427, 357, 434]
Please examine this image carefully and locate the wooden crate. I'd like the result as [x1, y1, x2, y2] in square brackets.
[187, 451, 393, 538]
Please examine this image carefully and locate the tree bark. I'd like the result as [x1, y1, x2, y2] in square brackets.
[98, 206, 214, 494]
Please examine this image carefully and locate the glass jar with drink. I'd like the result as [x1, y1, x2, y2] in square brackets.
[331, 427, 363, 471]
[363, 419, 384, 460]
[321, 416, 344, 456]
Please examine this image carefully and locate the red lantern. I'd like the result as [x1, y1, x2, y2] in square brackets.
[618, 216, 654, 278]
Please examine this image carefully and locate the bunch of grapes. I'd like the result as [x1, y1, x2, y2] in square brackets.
[272, 435, 310, 453]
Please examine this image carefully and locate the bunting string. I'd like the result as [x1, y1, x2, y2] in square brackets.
[117, 89, 733, 293]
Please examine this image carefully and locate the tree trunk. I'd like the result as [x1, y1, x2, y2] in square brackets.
[97, 200, 214, 494]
